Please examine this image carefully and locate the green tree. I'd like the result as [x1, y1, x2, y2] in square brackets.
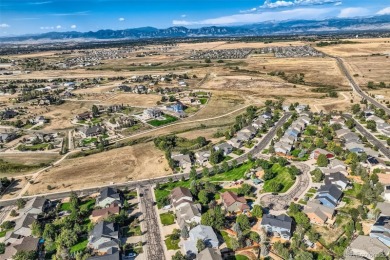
[351, 104, 361, 114]
[198, 190, 209, 205]
[231, 238, 240, 251]
[238, 183, 252, 196]
[0, 243, 5, 254]
[181, 226, 189, 239]
[16, 198, 26, 209]
[209, 149, 223, 165]
[172, 251, 186, 260]
[189, 168, 198, 180]
[202, 167, 210, 177]
[317, 154, 328, 167]
[91, 105, 99, 118]
[236, 214, 251, 231]
[31, 220, 42, 237]
[366, 120, 377, 131]
[251, 205, 263, 218]
[311, 168, 324, 182]
[14, 251, 37, 260]
[43, 223, 56, 242]
[295, 251, 314, 260]
[196, 239, 206, 253]
[57, 228, 78, 248]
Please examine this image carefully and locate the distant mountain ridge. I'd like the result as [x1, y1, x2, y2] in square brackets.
[2, 15, 390, 42]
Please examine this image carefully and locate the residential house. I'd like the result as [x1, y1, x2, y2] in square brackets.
[221, 191, 250, 213]
[214, 143, 233, 156]
[1, 109, 18, 119]
[2, 237, 40, 260]
[96, 187, 123, 208]
[175, 202, 202, 228]
[261, 214, 293, 240]
[143, 108, 162, 119]
[347, 235, 390, 259]
[87, 251, 121, 260]
[197, 248, 222, 260]
[315, 184, 343, 209]
[227, 137, 243, 149]
[170, 187, 193, 207]
[88, 221, 120, 254]
[377, 123, 390, 136]
[0, 132, 17, 143]
[195, 151, 210, 166]
[311, 148, 334, 160]
[29, 115, 46, 125]
[167, 102, 184, 113]
[329, 159, 347, 171]
[80, 125, 105, 138]
[280, 134, 296, 145]
[252, 118, 266, 129]
[335, 129, 351, 139]
[90, 204, 120, 223]
[262, 112, 272, 120]
[76, 111, 92, 121]
[345, 142, 365, 154]
[183, 225, 219, 257]
[12, 213, 37, 238]
[364, 110, 375, 117]
[324, 172, 349, 190]
[274, 141, 293, 155]
[367, 115, 385, 124]
[172, 153, 192, 171]
[303, 200, 335, 225]
[298, 115, 310, 125]
[286, 128, 300, 138]
[370, 216, 390, 246]
[384, 186, 390, 202]
[20, 197, 48, 215]
[329, 117, 344, 125]
[342, 132, 361, 144]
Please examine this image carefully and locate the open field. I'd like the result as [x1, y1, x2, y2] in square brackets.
[315, 38, 390, 57]
[26, 142, 171, 195]
[344, 56, 390, 87]
[101, 93, 162, 107]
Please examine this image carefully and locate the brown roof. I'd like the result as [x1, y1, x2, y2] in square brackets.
[13, 236, 39, 252]
[91, 205, 120, 218]
[221, 191, 247, 207]
[170, 187, 192, 201]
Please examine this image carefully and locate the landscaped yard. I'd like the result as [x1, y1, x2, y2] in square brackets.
[160, 212, 175, 226]
[263, 163, 295, 193]
[60, 202, 71, 211]
[17, 143, 50, 151]
[344, 183, 362, 197]
[221, 231, 233, 249]
[165, 236, 180, 250]
[206, 161, 255, 182]
[199, 98, 208, 105]
[148, 115, 178, 127]
[70, 239, 88, 253]
[80, 199, 96, 211]
[82, 137, 97, 146]
[155, 180, 191, 206]
[124, 225, 142, 236]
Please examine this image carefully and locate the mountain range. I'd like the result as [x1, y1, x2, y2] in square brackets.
[2, 15, 390, 42]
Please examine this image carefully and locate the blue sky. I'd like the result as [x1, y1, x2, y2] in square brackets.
[0, 0, 389, 35]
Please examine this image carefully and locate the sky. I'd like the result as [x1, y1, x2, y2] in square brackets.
[0, 0, 390, 35]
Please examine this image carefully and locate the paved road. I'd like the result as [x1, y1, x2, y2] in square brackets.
[260, 163, 311, 211]
[343, 114, 390, 159]
[335, 57, 390, 116]
[138, 185, 165, 260]
[0, 112, 291, 207]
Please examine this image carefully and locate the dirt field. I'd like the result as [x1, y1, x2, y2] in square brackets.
[27, 142, 171, 195]
[100, 93, 162, 107]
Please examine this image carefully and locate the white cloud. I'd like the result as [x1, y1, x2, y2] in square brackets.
[51, 11, 89, 16]
[334, 2, 342, 6]
[70, 24, 77, 29]
[240, 8, 257, 13]
[377, 7, 390, 15]
[173, 8, 333, 26]
[118, 17, 125, 21]
[0, 23, 10, 28]
[181, 14, 187, 18]
[338, 7, 369, 18]
[56, 25, 62, 29]
[40, 26, 54, 30]
[261, 0, 341, 9]
[29, 1, 52, 4]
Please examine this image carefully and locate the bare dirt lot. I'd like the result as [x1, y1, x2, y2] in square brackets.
[27, 142, 171, 195]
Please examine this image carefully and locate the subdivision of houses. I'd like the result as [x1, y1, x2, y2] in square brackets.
[96, 187, 123, 208]
[221, 191, 250, 213]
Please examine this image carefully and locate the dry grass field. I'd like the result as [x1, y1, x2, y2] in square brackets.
[315, 38, 390, 57]
[344, 56, 390, 87]
[100, 93, 162, 107]
[27, 142, 171, 195]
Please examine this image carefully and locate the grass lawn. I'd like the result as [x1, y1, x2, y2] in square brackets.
[165, 236, 180, 250]
[0, 228, 12, 237]
[344, 183, 362, 198]
[199, 98, 208, 105]
[82, 137, 97, 145]
[233, 149, 244, 156]
[223, 156, 233, 162]
[80, 199, 96, 212]
[308, 188, 317, 193]
[235, 256, 250, 260]
[206, 161, 255, 182]
[221, 231, 233, 249]
[70, 239, 88, 253]
[263, 163, 295, 193]
[148, 115, 178, 127]
[127, 225, 142, 236]
[17, 143, 49, 151]
[160, 212, 175, 226]
[60, 202, 71, 211]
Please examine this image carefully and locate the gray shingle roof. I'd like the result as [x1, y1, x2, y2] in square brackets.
[261, 214, 292, 230]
